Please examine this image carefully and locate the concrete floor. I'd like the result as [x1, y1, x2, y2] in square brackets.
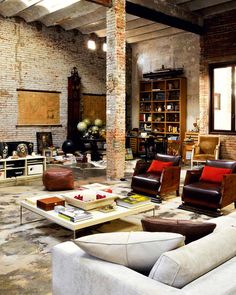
[0, 161, 235, 294]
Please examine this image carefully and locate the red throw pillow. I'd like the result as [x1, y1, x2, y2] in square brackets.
[200, 166, 232, 184]
[147, 160, 173, 173]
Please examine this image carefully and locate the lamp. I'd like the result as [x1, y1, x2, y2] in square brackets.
[103, 43, 107, 52]
[87, 34, 96, 50]
[87, 40, 96, 50]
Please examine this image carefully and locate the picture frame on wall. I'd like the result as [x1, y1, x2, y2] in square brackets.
[36, 132, 53, 155]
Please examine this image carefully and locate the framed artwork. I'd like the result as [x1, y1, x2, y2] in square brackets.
[82, 94, 106, 124]
[36, 132, 53, 154]
[17, 89, 61, 126]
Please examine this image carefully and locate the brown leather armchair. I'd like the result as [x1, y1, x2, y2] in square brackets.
[191, 134, 220, 168]
[180, 159, 236, 216]
[131, 153, 181, 203]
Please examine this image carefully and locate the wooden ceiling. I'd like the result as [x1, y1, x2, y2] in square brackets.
[0, 0, 235, 43]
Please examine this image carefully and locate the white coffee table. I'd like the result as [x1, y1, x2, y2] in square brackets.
[20, 197, 156, 239]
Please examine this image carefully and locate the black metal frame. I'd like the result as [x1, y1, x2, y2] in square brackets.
[209, 62, 236, 135]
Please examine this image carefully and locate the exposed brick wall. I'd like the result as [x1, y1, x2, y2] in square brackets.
[200, 9, 236, 159]
[0, 16, 106, 152]
[106, 0, 126, 179]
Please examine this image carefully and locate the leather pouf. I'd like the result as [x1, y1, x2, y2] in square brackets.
[43, 168, 74, 191]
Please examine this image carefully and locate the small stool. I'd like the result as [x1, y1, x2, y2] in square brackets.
[43, 167, 74, 191]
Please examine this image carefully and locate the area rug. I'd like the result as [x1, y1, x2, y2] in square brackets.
[0, 174, 235, 295]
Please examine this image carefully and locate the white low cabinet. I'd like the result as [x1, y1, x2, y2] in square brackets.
[0, 156, 46, 183]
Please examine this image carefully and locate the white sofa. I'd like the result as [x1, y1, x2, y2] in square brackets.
[52, 212, 236, 295]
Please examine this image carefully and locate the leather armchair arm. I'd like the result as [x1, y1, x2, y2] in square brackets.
[221, 174, 236, 208]
[184, 169, 203, 186]
[159, 166, 181, 196]
[133, 160, 150, 176]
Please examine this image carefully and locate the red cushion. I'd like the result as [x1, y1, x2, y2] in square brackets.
[147, 160, 173, 173]
[200, 166, 232, 184]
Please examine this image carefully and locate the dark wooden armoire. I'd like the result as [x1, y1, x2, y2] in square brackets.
[67, 67, 81, 148]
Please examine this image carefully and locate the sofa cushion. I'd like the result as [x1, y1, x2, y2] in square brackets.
[147, 160, 173, 173]
[182, 182, 221, 209]
[141, 217, 216, 244]
[131, 173, 161, 196]
[149, 227, 236, 288]
[182, 256, 236, 295]
[74, 231, 185, 272]
[206, 215, 236, 232]
[200, 166, 232, 183]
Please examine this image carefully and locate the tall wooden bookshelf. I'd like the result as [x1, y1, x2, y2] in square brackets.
[139, 78, 187, 140]
[139, 77, 187, 145]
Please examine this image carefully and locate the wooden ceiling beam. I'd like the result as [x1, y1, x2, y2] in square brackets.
[126, 23, 169, 38]
[0, 0, 40, 17]
[85, 0, 112, 7]
[95, 17, 155, 38]
[126, 0, 204, 35]
[61, 6, 106, 30]
[175, 0, 194, 4]
[83, 13, 139, 35]
[179, 0, 232, 11]
[79, 19, 106, 34]
[200, 1, 236, 17]
[41, 1, 100, 27]
[127, 27, 185, 43]
[126, 18, 155, 30]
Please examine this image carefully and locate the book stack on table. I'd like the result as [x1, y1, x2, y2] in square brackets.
[116, 194, 151, 208]
[58, 206, 93, 222]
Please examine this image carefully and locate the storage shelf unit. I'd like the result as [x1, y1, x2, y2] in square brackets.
[139, 77, 187, 143]
[0, 156, 46, 183]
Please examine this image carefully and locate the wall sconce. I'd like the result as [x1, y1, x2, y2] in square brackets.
[87, 39, 96, 50]
[103, 43, 107, 52]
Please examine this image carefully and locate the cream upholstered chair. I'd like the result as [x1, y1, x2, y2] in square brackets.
[191, 134, 220, 168]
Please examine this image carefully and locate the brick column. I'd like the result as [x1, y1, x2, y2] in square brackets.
[106, 0, 126, 180]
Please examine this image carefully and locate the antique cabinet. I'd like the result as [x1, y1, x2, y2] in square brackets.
[67, 67, 81, 147]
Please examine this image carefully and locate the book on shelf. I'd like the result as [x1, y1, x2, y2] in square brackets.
[125, 148, 133, 160]
[116, 194, 151, 208]
[58, 206, 92, 222]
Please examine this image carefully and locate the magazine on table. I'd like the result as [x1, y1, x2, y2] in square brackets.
[116, 194, 151, 208]
[58, 206, 92, 222]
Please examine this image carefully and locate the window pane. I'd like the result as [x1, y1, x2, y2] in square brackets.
[214, 67, 232, 130]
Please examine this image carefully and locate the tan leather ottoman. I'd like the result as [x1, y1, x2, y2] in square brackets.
[43, 167, 74, 191]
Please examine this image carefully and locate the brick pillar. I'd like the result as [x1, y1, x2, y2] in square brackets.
[106, 0, 126, 180]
